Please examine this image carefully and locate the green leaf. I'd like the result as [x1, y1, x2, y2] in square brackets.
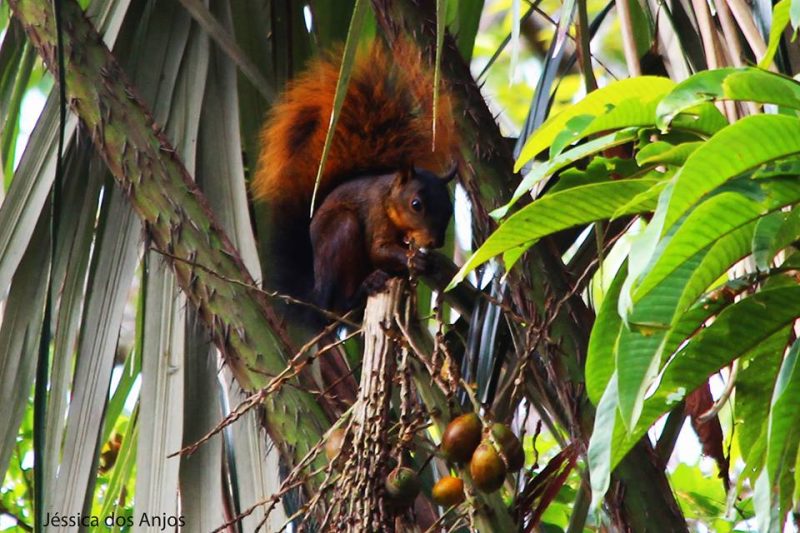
[449, 0, 485, 61]
[752, 211, 790, 271]
[616, 254, 704, 430]
[634, 178, 800, 307]
[515, 77, 675, 171]
[736, 332, 788, 459]
[309, 0, 369, 215]
[669, 103, 728, 136]
[765, 337, 800, 517]
[448, 178, 659, 289]
[615, 326, 666, 430]
[662, 114, 800, 231]
[636, 141, 701, 167]
[760, 0, 791, 69]
[670, 463, 728, 519]
[586, 262, 627, 404]
[754, 208, 800, 271]
[587, 373, 618, 507]
[657, 68, 800, 128]
[549, 114, 594, 158]
[611, 287, 800, 469]
[672, 220, 756, 313]
[495, 128, 639, 218]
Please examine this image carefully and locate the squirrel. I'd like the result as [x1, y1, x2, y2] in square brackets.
[252, 41, 460, 317]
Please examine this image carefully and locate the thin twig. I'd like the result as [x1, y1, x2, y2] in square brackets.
[150, 247, 360, 328]
[170, 325, 361, 458]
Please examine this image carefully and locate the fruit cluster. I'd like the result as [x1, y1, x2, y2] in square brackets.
[440, 413, 524, 494]
[323, 413, 524, 510]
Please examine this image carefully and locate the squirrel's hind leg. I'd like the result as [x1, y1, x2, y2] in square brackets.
[310, 209, 370, 314]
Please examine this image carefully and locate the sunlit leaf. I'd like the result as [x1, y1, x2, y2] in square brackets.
[657, 68, 800, 128]
[515, 77, 675, 171]
[634, 178, 800, 306]
[759, 0, 791, 68]
[448, 178, 659, 289]
[495, 128, 639, 218]
[586, 262, 627, 404]
[612, 287, 800, 470]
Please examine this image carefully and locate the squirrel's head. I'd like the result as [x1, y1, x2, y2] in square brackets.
[388, 166, 456, 250]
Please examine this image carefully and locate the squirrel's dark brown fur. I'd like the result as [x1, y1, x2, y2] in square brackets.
[252, 41, 459, 316]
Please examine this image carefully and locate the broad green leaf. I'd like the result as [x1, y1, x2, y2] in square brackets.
[636, 141, 701, 167]
[588, 373, 618, 507]
[611, 287, 800, 469]
[657, 69, 800, 128]
[550, 155, 648, 195]
[616, 326, 666, 431]
[586, 262, 627, 404]
[759, 0, 791, 69]
[570, 99, 659, 148]
[515, 77, 675, 171]
[495, 128, 639, 218]
[669, 103, 728, 136]
[611, 176, 669, 219]
[752, 211, 790, 271]
[448, 178, 659, 289]
[765, 338, 800, 519]
[736, 332, 788, 459]
[663, 114, 800, 231]
[617, 255, 704, 430]
[658, 287, 734, 367]
[670, 463, 728, 519]
[555, 100, 723, 162]
[673, 219, 759, 313]
[754, 208, 800, 270]
[634, 178, 800, 306]
[549, 114, 594, 158]
[742, 403, 769, 486]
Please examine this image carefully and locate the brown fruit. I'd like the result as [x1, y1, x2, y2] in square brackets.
[325, 428, 346, 462]
[385, 466, 421, 506]
[469, 442, 506, 493]
[490, 423, 525, 472]
[441, 413, 482, 463]
[431, 476, 465, 507]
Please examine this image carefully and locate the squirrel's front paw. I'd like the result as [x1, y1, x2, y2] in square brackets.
[363, 270, 393, 295]
[408, 249, 430, 273]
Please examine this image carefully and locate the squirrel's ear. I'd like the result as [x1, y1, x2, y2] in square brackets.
[441, 163, 458, 183]
[395, 168, 413, 186]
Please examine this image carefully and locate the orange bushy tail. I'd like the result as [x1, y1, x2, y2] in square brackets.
[252, 41, 458, 208]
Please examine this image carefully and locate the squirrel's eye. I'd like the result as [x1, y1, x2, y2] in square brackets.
[411, 198, 423, 212]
